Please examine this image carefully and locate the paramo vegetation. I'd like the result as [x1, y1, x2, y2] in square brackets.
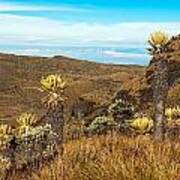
[0, 32, 179, 179]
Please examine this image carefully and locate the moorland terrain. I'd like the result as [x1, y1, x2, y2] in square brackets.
[0, 48, 179, 180]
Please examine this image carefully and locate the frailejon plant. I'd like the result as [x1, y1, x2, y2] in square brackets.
[40, 74, 66, 148]
[148, 31, 169, 50]
[147, 32, 180, 140]
[41, 74, 66, 108]
[147, 31, 170, 140]
[130, 117, 153, 134]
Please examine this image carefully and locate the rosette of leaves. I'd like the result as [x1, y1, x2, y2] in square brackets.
[16, 112, 38, 127]
[41, 74, 66, 93]
[16, 112, 39, 135]
[148, 31, 169, 53]
[130, 117, 153, 134]
[40, 74, 66, 108]
[87, 116, 117, 134]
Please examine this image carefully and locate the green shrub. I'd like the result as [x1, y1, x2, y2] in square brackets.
[87, 116, 117, 134]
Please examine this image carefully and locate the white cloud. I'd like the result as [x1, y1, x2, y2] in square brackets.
[0, 3, 87, 12]
[103, 50, 148, 59]
[0, 14, 180, 46]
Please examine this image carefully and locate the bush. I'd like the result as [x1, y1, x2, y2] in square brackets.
[86, 116, 117, 134]
[108, 99, 135, 122]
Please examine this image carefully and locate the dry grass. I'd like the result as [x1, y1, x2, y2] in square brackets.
[10, 132, 180, 180]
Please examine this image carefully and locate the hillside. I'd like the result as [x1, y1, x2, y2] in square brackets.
[0, 53, 145, 125]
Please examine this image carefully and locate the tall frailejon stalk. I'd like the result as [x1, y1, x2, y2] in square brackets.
[41, 74, 66, 153]
[147, 31, 170, 140]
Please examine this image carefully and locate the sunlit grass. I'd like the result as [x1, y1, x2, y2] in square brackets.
[10, 132, 180, 180]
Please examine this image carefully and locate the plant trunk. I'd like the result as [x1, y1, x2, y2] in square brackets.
[46, 101, 64, 154]
[152, 59, 169, 140]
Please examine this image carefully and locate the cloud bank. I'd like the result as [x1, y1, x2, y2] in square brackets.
[0, 13, 180, 46]
[0, 3, 87, 12]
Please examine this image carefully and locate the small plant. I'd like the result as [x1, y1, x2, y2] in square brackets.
[130, 117, 153, 134]
[149, 31, 169, 48]
[87, 116, 117, 134]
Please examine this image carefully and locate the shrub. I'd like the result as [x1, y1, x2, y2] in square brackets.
[108, 99, 135, 122]
[87, 116, 117, 134]
[15, 123, 58, 168]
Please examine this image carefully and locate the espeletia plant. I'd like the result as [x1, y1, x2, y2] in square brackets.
[40, 74, 67, 146]
[147, 31, 170, 140]
[130, 116, 154, 134]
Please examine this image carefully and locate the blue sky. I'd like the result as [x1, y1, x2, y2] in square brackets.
[1, 0, 180, 22]
[0, 0, 180, 48]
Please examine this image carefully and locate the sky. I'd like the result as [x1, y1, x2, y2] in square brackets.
[0, 0, 180, 46]
[0, 0, 180, 62]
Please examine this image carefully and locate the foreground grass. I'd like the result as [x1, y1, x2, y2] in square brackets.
[11, 133, 180, 180]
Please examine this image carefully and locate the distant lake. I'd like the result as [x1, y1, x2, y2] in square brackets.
[0, 44, 150, 65]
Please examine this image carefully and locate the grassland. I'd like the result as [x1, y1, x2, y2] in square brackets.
[10, 132, 180, 180]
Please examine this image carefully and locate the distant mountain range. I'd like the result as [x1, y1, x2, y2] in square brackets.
[0, 44, 149, 65]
